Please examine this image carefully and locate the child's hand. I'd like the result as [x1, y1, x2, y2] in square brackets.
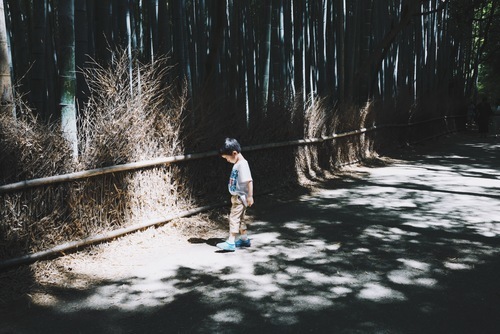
[247, 196, 254, 207]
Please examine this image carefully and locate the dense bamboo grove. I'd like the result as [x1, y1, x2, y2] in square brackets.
[0, 0, 496, 145]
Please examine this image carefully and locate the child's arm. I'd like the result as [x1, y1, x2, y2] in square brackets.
[246, 180, 254, 207]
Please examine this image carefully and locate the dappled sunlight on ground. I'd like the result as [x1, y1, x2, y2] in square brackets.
[1, 135, 500, 333]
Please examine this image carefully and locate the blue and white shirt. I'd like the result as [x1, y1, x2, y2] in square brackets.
[228, 159, 252, 201]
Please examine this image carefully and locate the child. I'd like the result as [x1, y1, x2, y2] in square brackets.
[217, 138, 254, 252]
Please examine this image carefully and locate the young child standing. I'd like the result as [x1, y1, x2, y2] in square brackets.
[217, 138, 254, 252]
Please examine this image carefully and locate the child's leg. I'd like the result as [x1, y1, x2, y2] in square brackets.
[239, 226, 248, 240]
[237, 206, 250, 246]
[237, 201, 248, 240]
[240, 229, 247, 235]
[228, 196, 246, 243]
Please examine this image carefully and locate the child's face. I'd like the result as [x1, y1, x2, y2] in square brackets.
[221, 151, 238, 164]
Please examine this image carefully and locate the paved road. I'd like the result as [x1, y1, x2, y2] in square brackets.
[2, 134, 500, 333]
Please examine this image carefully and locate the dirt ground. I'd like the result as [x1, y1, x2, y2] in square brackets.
[0, 210, 227, 305]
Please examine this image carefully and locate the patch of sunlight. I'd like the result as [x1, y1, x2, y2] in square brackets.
[211, 310, 243, 323]
[283, 222, 317, 235]
[303, 239, 326, 247]
[387, 270, 413, 285]
[387, 270, 438, 288]
[363, 226, 412, 242]
[303, 271, 336, 285]
[472, 222, 500, 237]
[284, 245, 318, 260]
[318, 203, 342, 209]
[255, 232, 281, 244]
[402, 221, 431, 229]
[331, 274, 358, 285]
[402, 219, 456, 230]
[202, 287, 241, 301]
[244, 274, 283, 299]
[283, 221, 307, 230]
[325, 243, 342, 251]
[447, 154, 468, 159]
[289, 295, 333, 310]
[443, 262, 473, 270]
[245, 289, 273, 300]
[69, 279, 179, 311]
[397, 258, 430, 271]
[390, 227, 419, 236]
[331, 286, 352, 296]
[415, 278, 438, 287]
[133, 279, 169, 292]
[362, 226, 388, 239]
[479, 231, 497, 237]
[67, 263, 265, 313]
[358, 283, 406, 302]
[308, 258, 335, 265]
[30, 292, 59, 307]
[221, 266, 254, 282]
[285, 265, 308, 276]
[275, 272, 291, 282]
[309, 188, 351, 199]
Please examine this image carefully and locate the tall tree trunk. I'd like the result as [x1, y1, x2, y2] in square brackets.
[244, 3, 258, 127]
[148, 0, 158, 59]
[335, 0, 345, 102]
[344, 0, 360, 102]
[75, 0, 89, 114]
[358, 0, 372, 100]
[293, 0, 304, 103]
[94, 0, 112, 64]
[283, 0, 292, 98]
[58, 0, 78, 157]
[6, 0, 30, 108]
[364, 0, 420, 98]
[157, 0, 171, 57]
[262, 0, 272, 110]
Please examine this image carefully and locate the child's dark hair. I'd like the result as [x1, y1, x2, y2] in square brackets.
[219, 138, 241, 155]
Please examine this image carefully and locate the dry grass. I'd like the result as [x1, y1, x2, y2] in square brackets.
[0, 106, 73, 184]
[1, 51, 190, 257]
[0, 102, 75, 256]
[79, 51, 184, 168]
[294, 97, 379, 182]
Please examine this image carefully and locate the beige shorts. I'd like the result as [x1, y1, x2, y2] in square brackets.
[229, 195, 247, 233]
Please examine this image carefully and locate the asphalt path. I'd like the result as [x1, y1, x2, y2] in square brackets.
[1, 133, 500, 333]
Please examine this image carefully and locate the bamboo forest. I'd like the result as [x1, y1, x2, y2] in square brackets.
[1, 1, 500, 332]
[1, 1, 498, 146]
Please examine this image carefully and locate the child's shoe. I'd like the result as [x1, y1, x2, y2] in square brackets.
[235, 238, 251, 248]
[216, 241, 236, 252]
